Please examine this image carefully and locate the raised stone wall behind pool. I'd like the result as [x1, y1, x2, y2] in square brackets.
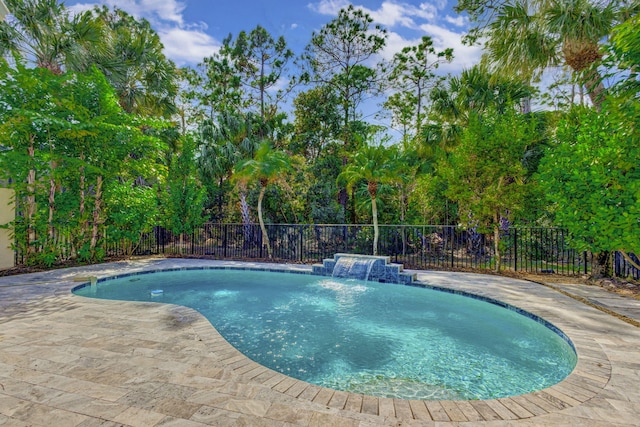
[312, 253, 416, 285]
[0, 187, 14, 269]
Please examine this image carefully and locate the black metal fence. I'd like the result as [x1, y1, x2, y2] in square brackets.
[12, 223, 637, 279]
[102, 223, 639, 278]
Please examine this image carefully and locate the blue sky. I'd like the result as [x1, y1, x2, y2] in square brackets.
[63, 0, 482, 74]
[60, 0, 489, 136]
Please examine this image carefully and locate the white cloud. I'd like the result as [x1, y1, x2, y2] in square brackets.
[160, 27, 220, 65]
[418, 24, 482, 72]
[368, 0, 482, 74]
[380, 31, 411, 61]
[445, 15, 468, 27]
[140, 0, 185, 24]
[96, 0, 185, 25]
[382, 28, 480, 76]
[309, 0, 440, 29]
[66, 2, 96, 14]
[368, 2, 426, 29]
[67, 0, 219, 66]
[308, 0, 349, 15]
[308, 0, 480, 76]
[423, 0, 447, 10]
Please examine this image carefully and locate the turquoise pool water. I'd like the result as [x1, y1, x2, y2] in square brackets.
[73, 268, 577, 400]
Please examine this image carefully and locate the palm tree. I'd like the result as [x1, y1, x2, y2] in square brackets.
[198, 112, 258, 229]
[0, 2, 177, 117]
[232, 141, 292, 258]
[0, 1, 9, 21]
[480, 0, 638, 109]
[91, 6, 178, 118]
[0, 0, 106, 74]
[337, 142, 396, 256]
[428, 64, 534, 152]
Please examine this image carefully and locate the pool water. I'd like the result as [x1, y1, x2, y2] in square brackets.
[73, 269, 577, 400]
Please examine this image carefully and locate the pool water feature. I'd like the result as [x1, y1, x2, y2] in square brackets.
[73, 268, 577, 400]
[314, 253, 417, 284]
[332, 256, 376, 280]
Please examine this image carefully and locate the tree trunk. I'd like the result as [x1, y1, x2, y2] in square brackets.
[47, 161, 57, 243]
[217, 176, 224, 221]
[257, 186, 271, 258]
[350, 187, 357, 224]
[339, 156, 348, 222]
[619, 250, 640, 271]
[79, 161, 87, 245]
[371, 195, 379, 256]
[239, 190, 252, 248]
[90, 175, 103, 260]
[400, 189, 407, 256]
[26, 136, 36, 260]
[341, 103, 350, 223]
[493, 211, 501, 272]
[563, 38, 605, 110]
[583, 68, 605, 111]
[416, 86, 422, 135]
[591, 251, 611, 278]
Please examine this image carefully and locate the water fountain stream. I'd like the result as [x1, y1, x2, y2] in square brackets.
[312, 253, 416, 284]
[331, 256, 377, 281]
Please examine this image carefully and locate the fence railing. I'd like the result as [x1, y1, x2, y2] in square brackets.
[105, 223, 617, 277]
[14, 223, 637, 279]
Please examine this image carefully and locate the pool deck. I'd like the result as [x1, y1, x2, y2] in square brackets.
[0, 257, 638, 426]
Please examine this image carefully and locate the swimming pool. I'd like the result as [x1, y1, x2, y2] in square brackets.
[73, 268, 577, 400]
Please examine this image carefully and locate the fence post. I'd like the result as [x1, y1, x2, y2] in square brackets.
[299, 226, 304, 262]
[222, 224, 227, 257]
[583, 251, 588, 275]
[450, 233, 455, 269]
[513, 228, 518, 272]
[394, 227, 398, 263]
[343, 225, 347, 253]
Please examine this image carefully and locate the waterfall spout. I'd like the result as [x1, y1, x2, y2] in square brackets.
[313, 253, 417, 284]
[332, 256, 377, 281]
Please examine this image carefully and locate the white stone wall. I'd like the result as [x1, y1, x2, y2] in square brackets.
[0, 187, 15, 269]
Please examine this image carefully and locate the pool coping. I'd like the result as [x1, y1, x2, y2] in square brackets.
[1, 257, 639, 426]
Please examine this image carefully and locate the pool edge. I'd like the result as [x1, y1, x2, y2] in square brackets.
[70, 262, 601, 416]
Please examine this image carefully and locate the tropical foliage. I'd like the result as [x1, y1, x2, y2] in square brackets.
[232, 141, 293, 258]
[0, 0, 637, 279]
[537, 101, 640, 273]
[338, 140, 398, 255]
[441, 108, 541, 270]
[0, 62, 165, 264]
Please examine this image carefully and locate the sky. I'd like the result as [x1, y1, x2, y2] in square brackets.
[60, 0, 485, 137]
[62, 0, 482, 74]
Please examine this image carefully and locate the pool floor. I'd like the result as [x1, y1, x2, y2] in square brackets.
[74, 268, 577, 401]
[1, 258, 639, 426]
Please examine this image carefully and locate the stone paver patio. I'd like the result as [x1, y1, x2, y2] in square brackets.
[0, 257, 639, 426]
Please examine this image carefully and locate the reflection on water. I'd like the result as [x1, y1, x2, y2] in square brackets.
[74, 269, 577, 400]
